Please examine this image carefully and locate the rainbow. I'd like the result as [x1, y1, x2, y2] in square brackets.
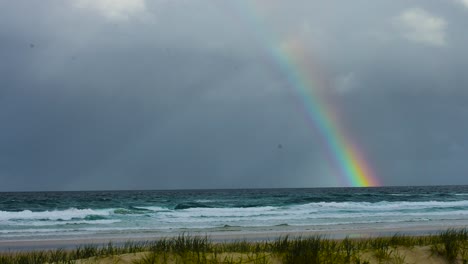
[233, 1, 380, 187]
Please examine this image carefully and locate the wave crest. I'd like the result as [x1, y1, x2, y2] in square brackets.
[0, 208, 109, 221]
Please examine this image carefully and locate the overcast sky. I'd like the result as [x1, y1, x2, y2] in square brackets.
[1, 0, 468, 191]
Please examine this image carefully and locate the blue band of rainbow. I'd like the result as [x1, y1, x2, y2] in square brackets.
[235, 1, 380, 187]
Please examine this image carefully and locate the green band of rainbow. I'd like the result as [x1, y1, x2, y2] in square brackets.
[236, 1, 380, 187]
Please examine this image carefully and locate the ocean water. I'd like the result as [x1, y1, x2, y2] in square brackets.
[1, 186, 468, 241]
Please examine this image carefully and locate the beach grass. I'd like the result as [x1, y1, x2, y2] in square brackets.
[0, 228, 467, 263]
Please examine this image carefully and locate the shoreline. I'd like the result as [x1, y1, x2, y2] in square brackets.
[1, 224, 466, 252]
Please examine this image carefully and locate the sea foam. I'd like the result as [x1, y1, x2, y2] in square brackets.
[0, 208, 110, 221]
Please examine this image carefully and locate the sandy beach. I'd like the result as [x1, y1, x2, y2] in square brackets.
[1, 228, 467, 263]
[69, 246, 448, 264]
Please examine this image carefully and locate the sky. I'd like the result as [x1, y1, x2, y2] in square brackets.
[1, 0, 468, 191]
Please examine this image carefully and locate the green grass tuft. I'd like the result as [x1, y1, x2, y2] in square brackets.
[0, 228, 467, 263]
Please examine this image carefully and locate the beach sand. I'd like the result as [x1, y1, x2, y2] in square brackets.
[71, 246, 450, 264]
[1, 227, 467, 263]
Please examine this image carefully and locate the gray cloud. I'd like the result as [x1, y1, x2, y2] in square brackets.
[72, 0, 148, 21]
[393, 8, 447, 47]
[457, 0, 468, 8]
[1, 0, 468, 191]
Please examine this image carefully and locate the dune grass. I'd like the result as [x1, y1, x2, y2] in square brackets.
[0, 228, 467, 263]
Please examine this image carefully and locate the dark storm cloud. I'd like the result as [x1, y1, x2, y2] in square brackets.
[1, 0, 467, 190]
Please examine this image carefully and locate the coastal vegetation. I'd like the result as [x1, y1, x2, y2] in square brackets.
[0, 228, 467, 263]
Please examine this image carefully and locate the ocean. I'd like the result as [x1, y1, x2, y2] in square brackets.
[1, 186, 468, 242]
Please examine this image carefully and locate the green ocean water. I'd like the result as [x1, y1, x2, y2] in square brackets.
[1, 186, 468, 240]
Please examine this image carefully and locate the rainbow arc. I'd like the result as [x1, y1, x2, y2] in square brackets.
[237, 1, 381, 187]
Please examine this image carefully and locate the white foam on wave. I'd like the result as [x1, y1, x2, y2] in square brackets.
[151, 207, 468, 227]
[194, 200, 213, 203]
[155, 206, 279, 219]
[3, 219, 121, 227]
[148, 200, 468, 220]
[2, 199, 468, 238]
[134, 206, 170, 212]
[3, 200, 465, 224]
[137, 200, 468, 232]
[0, 208, 111, 221]
[292, 200, 468, 211]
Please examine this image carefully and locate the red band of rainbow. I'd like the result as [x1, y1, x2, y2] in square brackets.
[234, 1, 381, 187]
